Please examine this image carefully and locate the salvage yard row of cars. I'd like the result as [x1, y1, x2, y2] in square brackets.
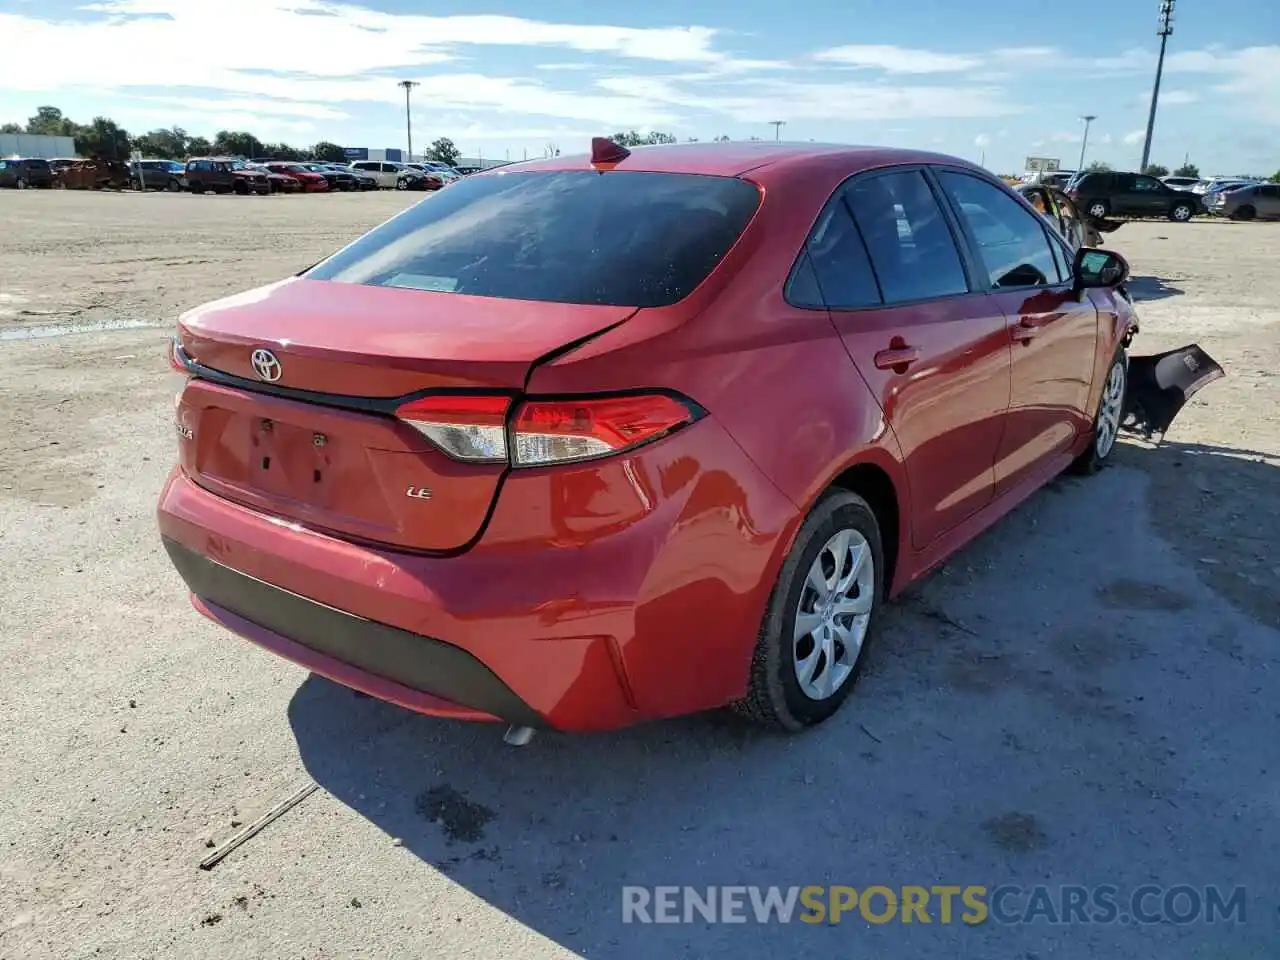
[0, 155, 461, 193]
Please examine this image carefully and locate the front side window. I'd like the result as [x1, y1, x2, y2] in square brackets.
[843, 170, 969, 304]
[307, 170, 761, 308]
[937, 171, 1062, 288]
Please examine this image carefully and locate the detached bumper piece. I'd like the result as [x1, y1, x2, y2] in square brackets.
[162, 538, 546, 728]
[1122, 343, 1225, 440]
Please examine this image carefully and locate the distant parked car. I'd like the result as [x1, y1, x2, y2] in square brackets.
[299, 163, 357, 191]
[335, 164, 379, 191]
[131, 159, 186, 192]
[263, 163, 330, 193]
[185, 158, 271, 195]
[350, 160, 432, 190]
[1199, 179, 1259, 202]
[1206, 182, 1280, 220]
[412, 160, 460, 183]
[246, 164, 300, 193]
[0, 157, 54, 189]
[1065, 171, 1201, 221]
[51, 158, 106, 190]
[1160, 175, 1202, 192]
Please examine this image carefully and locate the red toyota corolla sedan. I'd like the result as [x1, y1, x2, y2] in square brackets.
[158, 139, 1142, 736]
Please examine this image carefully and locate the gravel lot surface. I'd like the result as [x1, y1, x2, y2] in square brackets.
[2, 191, 1278, 959]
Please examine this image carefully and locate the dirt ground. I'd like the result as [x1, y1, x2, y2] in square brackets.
[1, 191, 1277, 960]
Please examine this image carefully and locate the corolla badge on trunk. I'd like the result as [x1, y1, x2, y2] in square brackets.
[251, 348, 282, 382]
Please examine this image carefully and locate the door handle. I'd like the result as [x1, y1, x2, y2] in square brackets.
[1011, 315, 1044, 342]
[874, 346, 920, 370]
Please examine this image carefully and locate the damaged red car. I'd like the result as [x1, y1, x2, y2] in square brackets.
[158, 140, 1222, 739]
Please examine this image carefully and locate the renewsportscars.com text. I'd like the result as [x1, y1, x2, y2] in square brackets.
[621, 884, 1247, 926]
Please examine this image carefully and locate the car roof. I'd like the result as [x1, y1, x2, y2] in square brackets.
[490, 141, 984, 180]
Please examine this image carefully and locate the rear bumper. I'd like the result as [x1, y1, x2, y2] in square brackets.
[156, 418, 799, 731]
[163, 537, 543, 726]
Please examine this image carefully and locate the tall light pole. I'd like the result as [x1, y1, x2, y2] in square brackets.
[1077, 115, 1096, 172]
[769, 120, 786, 141]
[397, 80, 419, 161]
[1140, 0, 1176, 172]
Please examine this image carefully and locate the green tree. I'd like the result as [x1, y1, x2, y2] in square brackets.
[1086, 160, 1112, 173]
[263, 142, 306, 161]
[427, 137, 460, 166]
[1173, 162, 1200, 178]
[0, 122, 22, 134]
[75, 116, 131, 160]
[1143, 163, 1169, 177]
[311, 140, 347, 162]
[713, 134, 731, 142]
[211, 130, 264, 158]
[609, 130, 677, 147]
[26, 105, 76, 136]
[132, 127, 189, 159]
[1271, 170, 1280, 184]
[186, 136, 212, 157]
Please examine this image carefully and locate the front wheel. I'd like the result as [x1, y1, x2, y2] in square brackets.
[1087, 200, 1109, 218]
[395, 178, 409, 191]
[1169, 202, 1194, 222]
[1070, 350, 1127, 475]
[732, 489, 883, 732]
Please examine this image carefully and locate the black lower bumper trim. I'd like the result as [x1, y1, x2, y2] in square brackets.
[162, 538, 545, 728]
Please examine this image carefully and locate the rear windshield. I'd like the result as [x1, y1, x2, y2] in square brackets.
[306, 170, 761, 308]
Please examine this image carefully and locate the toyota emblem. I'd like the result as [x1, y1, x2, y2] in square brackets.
[250, 348, 282, 382]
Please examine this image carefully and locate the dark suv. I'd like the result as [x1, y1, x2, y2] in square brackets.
[0, 157, 54, 189]
[1066, 171, 1200, 222]
[185, 157, 270, 195]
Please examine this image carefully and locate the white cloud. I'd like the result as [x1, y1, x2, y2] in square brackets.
[1123, 129, 1146, 145]
[974, 133, 991, 147]
[1050, 131, 1081, 143]
[1166, 46, 1280, 122]
[1159, 89, 1200, 105]
[812, 45, 981, 73]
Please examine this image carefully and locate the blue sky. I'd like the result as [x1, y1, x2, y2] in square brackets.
[1, 0, 1276, 173]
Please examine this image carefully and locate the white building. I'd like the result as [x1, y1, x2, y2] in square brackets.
[0, 133, 77, 158]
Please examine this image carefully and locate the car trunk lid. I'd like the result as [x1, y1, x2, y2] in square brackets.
[175, 277, 634, 551]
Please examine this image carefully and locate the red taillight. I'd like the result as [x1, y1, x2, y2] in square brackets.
[511, 394, 694, 466]
[396, 395, 511, 462]
[396, 392, 698, 466]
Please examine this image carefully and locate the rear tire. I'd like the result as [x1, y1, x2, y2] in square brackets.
[1231, 205, 1256, 221]
[1087, 199, 1109, 218]
[1169, 202, 1194, 222]
[732, 489, 883, 732]
[1070, 349, 1127, 475]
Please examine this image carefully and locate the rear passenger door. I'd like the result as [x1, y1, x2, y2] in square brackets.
[805, 168, 1012, 549]
[935, 170, 1098, 496]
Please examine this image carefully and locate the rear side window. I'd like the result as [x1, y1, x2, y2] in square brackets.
[797, 200, 881, 309]
[308, 171, 761, 308]
[844, 171, 969, 304]
[938, 171, 1062, 288]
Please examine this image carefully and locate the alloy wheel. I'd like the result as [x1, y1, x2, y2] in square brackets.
[1095, 360, 1126, 459]
[793, 528, 875, 701]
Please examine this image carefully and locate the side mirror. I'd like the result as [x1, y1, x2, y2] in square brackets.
[1074, 247, 1129, 289]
